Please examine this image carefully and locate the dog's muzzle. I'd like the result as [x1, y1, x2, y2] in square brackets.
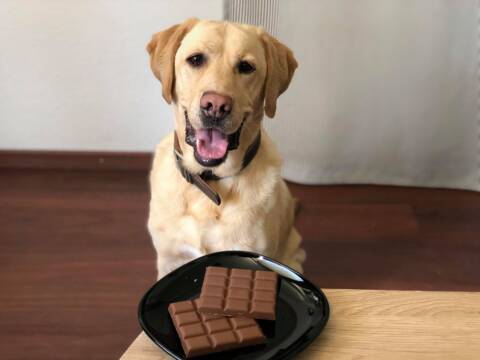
[185, 111, 244, 167]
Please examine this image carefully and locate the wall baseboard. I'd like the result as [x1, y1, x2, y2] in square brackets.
[0, 150, 153, 171]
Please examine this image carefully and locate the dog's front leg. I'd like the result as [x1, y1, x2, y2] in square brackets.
[202, 216, 270, 256]
[148, 215, 206, 279]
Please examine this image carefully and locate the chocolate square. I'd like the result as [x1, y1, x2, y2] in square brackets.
[197, 266, 278, 320]
[168, 299, 266, 358]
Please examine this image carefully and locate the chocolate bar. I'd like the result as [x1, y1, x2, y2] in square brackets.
[168, 299, 266, 358]
[197, 267, 278, 320]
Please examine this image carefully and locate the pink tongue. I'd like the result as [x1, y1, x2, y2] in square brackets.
[196, 128, 229, 159]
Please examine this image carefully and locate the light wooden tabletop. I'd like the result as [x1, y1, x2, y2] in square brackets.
[120, 289, 480, 360]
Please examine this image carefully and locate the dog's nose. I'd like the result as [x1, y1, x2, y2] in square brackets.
[200, 92, 232, 121]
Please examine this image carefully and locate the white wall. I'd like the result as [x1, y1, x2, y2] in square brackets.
[0, 0, 224, 151]
[267, 0, 479, 191]
[2, 0, 479, 191]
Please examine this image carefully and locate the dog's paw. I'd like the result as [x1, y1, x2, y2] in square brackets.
[280, 247, 306, 274]
[158, 244, 205, 277]
[176, 243, 205, 260]
[295, 247, 306, 264]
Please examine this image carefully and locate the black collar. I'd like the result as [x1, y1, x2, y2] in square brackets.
[173, 131, 261, 206]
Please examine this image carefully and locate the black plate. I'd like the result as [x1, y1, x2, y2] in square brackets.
[138, 251, 329, 360]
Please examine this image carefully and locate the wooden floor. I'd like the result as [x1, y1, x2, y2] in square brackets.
[1, 168, 480, 360]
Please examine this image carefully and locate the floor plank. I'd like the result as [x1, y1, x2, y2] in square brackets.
[1, 169, 480, 359]
[288, 183, 480, 291]
[0, 169, 155, 360]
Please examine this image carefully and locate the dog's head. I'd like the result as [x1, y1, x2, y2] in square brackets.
[147, 19, 297, 174]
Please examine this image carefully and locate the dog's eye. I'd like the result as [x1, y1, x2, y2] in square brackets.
[186, 53, 205, 67]
[237, 60, 255, 74]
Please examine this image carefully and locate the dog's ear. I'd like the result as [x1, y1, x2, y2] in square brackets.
[147, 18, 199, 104]
[261, 33, 298, 118]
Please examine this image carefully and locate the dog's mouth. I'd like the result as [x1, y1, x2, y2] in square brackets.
[185, 112, 244, 167]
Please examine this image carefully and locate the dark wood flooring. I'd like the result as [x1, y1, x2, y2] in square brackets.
[1, 168, 480, 359]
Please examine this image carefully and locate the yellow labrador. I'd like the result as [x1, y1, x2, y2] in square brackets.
[146, 18, 305, 278]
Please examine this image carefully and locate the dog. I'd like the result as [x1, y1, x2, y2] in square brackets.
[146, 18, 305, 279]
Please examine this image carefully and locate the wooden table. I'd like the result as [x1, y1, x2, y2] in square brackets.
[121, 289, 480, 360]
